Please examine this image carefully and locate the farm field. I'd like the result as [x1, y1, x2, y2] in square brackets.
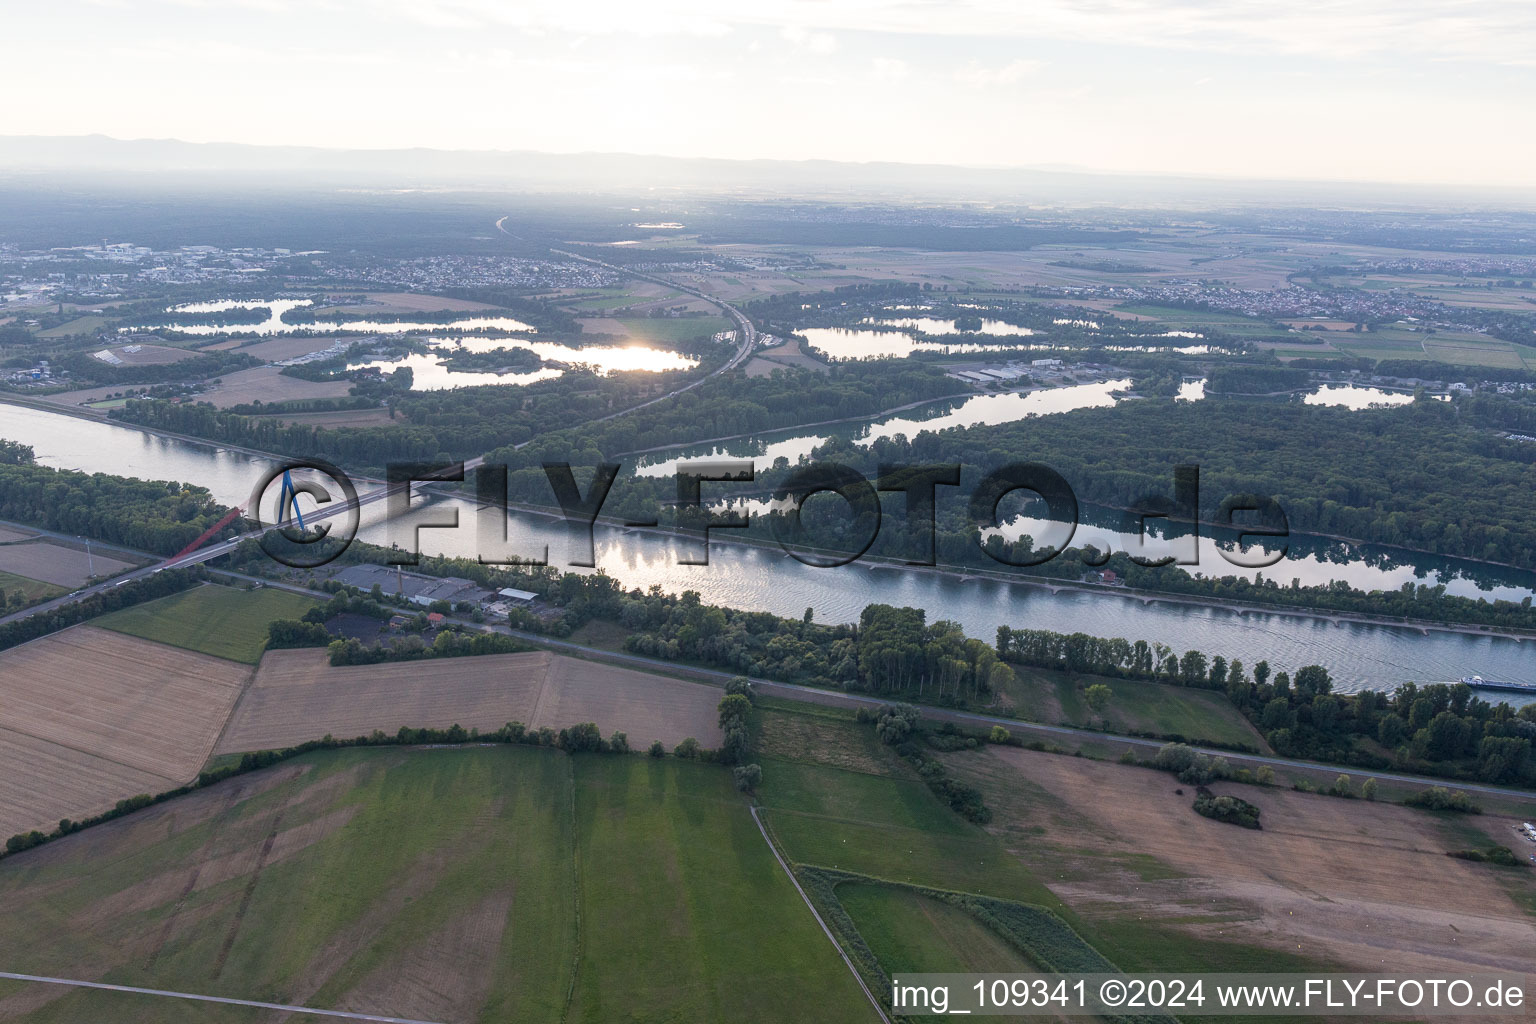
[321, 291, 504, 314]
[214, 649, 554, 753]
[0, 568, 67, 604]
[0, 626, 250, 837]
[0, 745, 879, 1024]
[0, 539, 138, 587]
[97, 584, 318, 663]
[41, 383, 154, 409]
[36, 315, 110, 338]
[998, 667, 1267, 751]
[610, 315, 732, 345]
[753, 708, 1053, 906]
[839, 882, 1033, 975]
[200, 366, 354, 408]
[214, 649, 723, 755]
[213, 334, 345, 361]
[93, 343, 195, 365]
[744, 337, 829, 376]
[948, 745, 1536, 978]
[533, 654, 721, 748]
[568, 755, 879, 1023]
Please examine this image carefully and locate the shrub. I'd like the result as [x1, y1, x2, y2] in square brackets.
[4, 830, 46, 854]
[1447, 846, 1522, 867]
[732, 763, 762, 792]
[875, 704, 918, 745]
[674, 737, 701, 759]
[1405, 786, 1480, 814]
[648, 740, 666, 758]
[1153, 742, 1229, 785]
[1192, 787, 1262, 829]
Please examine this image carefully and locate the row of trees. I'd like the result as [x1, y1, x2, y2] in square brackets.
[997, 623, 1536, 784]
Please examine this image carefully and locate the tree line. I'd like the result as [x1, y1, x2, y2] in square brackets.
[996, 624, 1535, 784]
[0, 461, 235, 556]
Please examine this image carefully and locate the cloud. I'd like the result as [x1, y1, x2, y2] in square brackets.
[870, 57, 910, 83]
[106, 0, 1536, 66]
[953, 58, 1042, 88]
[781, 23, 837, 54]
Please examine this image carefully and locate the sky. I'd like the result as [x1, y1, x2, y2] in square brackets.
[4, 0, 1534, 187]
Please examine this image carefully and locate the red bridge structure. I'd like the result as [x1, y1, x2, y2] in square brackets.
[167, 506, 245, 565]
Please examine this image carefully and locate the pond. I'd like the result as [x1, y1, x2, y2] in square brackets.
[125, 299, 539, 337]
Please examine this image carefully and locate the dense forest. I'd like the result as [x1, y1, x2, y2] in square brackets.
[110, 361, 717, 470]
[559, 392, 1533, 571]
[0, 460, 233, 555]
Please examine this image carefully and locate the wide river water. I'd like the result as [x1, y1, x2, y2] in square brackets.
[0, 401, 1530, 697]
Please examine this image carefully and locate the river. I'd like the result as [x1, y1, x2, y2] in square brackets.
[0, 401, 1530, 697]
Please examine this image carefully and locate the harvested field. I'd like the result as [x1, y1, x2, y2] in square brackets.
[200, 366, 353, 408]
[745, 337, 829, 376]
[215, 650, 724, 755]
[532, 655, 722, 748]
[219, 335, 348, 361]
[0, 539, 137, 587]
[953, 746, 1536, 978]
[0, 525, 35, 543]
[576, 316, 629, 338]
[326, 292, 503, 313]
[215, 649, 553, 753]
[0, 627, 251, 836]
[0, 726, 171, 841]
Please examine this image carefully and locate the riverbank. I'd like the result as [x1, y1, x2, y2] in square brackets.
[491, 496, 1536, 647]
[2, 392, 1531, 644]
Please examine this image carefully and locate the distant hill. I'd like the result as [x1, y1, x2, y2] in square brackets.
[3, 133, 1526, 207]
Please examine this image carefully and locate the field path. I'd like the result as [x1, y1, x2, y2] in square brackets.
[749, 806, 891, 1024]
[0, 972, 447, 1024]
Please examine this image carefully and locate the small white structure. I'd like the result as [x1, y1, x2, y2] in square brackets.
[498, 587, 538, 605]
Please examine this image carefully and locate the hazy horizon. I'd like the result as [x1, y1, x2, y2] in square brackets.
[2, 1, 1533, 190]
[5, 132, 1536, 209]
